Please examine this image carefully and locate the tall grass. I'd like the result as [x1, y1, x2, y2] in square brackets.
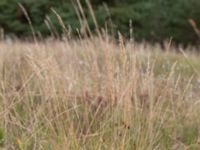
[0, 38, 200, 149]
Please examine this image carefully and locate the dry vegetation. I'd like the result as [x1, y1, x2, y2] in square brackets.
[0, 37, 200, 149]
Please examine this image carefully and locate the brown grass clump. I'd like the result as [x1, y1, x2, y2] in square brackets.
[0, 38, 200, 149]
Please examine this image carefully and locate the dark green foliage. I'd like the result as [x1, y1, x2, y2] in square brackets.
[109, 0, 200, 44]
[0, 128, 3, 147]
[0, 0, 200, 44]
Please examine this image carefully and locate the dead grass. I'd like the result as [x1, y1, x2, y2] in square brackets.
[0, 38, 200, 149]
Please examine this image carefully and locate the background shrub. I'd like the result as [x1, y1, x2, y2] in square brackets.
[0, 0, 200, 44]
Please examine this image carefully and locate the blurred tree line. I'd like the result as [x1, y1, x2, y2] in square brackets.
[0, 0, 200, 44]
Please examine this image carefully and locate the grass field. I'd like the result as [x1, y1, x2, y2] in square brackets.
[0, 38, 200, 149]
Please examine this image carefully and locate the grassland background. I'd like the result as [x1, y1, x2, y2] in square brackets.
[0, 0, 200, 149]
[0, 37, 200, 149]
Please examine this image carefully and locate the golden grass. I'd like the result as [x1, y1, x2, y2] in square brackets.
[0, 38, 200, 149]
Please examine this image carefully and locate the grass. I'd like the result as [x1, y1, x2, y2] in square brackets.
[0, 38, 200, 149]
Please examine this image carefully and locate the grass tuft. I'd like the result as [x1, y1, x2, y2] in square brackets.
[0, 39, 200, 149]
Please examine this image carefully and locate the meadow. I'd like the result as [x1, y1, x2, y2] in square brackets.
[0, 37, 200, 149]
